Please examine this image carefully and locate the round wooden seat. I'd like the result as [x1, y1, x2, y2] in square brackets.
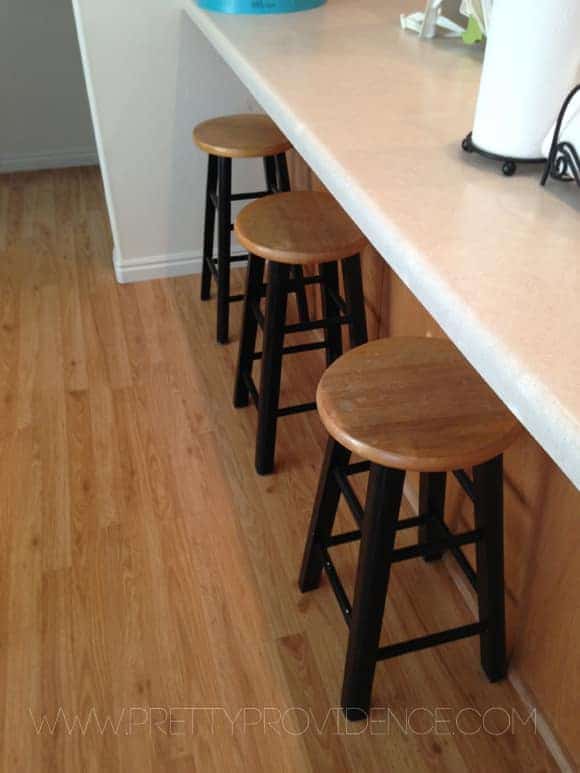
[235, 191, 368, 265]
[316, 337, 521, 472]
[193, 114, 291, 159]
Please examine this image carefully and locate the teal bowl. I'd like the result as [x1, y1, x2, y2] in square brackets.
[197, 0, 326, 14]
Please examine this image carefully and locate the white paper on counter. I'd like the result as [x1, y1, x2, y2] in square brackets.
[400, 0, 464, 38]
[472, 0, 580, 159]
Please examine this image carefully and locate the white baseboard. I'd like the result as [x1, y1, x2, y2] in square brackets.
[113, 247, 247, 284]
[114, 249, 203, 284]
[0, 146, 99, 173]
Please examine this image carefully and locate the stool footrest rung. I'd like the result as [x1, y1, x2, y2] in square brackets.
[453, 469, 476, 502]
[392, 529, 482, 563]
[319, 536, 485, 655]
[334, 467, 365, 525]
[377, 622, 486, 661]
[241, 372, 259, 408]
[204, 254, 248, 265]
[253, 311, 351, 334]
[230, 190, 270, 202]
[397, 514, 431, 530]
[248, 277, 347, 337]
[204, 255, 219, 281]
[325, 519, 473, 555]
[343, 461, 371, 476]
[251, 341, 327, 361]
[277, 402, 317, 418]
[285, 315, 351, 335]
[209, 190, 270, 208]
[252, 303, 265, 328]
[431, 518, 478, 590]
[320, 547, 353, 625]
[240, 378, 317, 418]
[325, 284, 348, 314]
[260, 276, 322, 292]
[301, 275, 322, 286]
[327, 530, 361, 547]
[228, 294, 244, 303]
[334, 467, 437, 533]
[203, 254, 249, 282]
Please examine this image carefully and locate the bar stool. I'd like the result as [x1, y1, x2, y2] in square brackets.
[233, 191, 369, 475]
[193, 113, 309, 343]
[299, 337, 521, 719]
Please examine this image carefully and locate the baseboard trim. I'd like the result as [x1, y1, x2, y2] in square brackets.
[0, 147, 99, 173]
[113, 248, 247, 284]
[113, 249, 202, 284]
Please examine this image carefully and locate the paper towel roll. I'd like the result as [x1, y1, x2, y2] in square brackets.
[472, 0, 580, 159]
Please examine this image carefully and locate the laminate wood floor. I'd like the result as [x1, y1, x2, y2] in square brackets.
[0, 168, 557, 772]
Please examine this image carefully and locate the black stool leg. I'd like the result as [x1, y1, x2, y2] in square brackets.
[341, 464, 405, 720]
[418, 472, 447, 562]
[320, 261, 343, 367]
[216, 156, 232, 344]
[473, 454, 506, 682]
[291, 266, 310, 324]
[275, 152, 291, 193]
[201, 154, 218, 301]
[255, 261, 290, 475]
[299, 438, 352, 592]
[275, 153, 310, 324]
[342, 254, 368, 348]
[263, 156, 278, 193]
[233, 254, 266, 408]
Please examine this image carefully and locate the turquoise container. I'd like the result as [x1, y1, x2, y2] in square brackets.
[197, 0, 326, 14]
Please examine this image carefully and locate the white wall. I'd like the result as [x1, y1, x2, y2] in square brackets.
[71, 0, 264, 283]
[0, 0, 97, 172]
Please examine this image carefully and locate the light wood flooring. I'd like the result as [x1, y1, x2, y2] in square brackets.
[0, 168, 558, 771]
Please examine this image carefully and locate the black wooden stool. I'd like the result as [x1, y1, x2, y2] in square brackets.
[193, 113, 309, 343]
[233, 191, 369, 475]
[299, 337, 521, 719]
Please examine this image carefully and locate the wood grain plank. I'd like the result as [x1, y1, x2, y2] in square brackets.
[0, 166, 565, 772]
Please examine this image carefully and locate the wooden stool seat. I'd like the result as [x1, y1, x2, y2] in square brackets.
[193, 114, 291, 159]
[316, 337, 521, 472]
[235, 191, 368, 265]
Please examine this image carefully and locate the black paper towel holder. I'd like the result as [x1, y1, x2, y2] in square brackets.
[541, 84, 580, 188]
[461, 132, 545, 177]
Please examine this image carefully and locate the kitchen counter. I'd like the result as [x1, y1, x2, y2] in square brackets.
[181, 0, 580, 489]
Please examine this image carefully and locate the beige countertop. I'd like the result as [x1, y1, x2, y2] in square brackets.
[182, 0, 580, 489]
